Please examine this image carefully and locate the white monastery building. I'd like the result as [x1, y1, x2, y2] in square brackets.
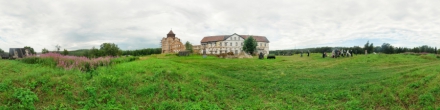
[200, 33, 270, 55]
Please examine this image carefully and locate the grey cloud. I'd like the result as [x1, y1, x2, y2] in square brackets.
[1, 0, 440, 52]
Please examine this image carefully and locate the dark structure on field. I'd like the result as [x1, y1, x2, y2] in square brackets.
[178, 50, 190, 56]
[267, 55, 276, 59]
[9, 48, 30, 59]
[259, 52, 264, 59]
[1, 53, 9, 59]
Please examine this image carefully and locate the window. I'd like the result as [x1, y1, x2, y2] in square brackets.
[220, 43, 222, 46]
[225, 42, 227, 46]
[236, 42, 238, 46]
[230, 43, 232, 46]
[235, 50, 238, 54]
[241, 43, 243, 46]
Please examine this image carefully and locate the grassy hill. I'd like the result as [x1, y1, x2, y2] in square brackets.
[1, 54, 439, 109]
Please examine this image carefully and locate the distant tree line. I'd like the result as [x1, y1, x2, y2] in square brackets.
[377, 43, 438, 54]
[269, 46, 364, 55]
[270, 41, 439, 55]
[0, 48, 4, 54]
[122, 48, 162, 56]
[44, 43, 123, 58]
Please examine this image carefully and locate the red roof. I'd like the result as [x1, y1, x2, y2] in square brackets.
[200, 36, 226, 43]
[240, 35, 269, 43]
[200, 34, 269, 43]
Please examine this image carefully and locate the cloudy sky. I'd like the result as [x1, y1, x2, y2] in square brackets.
[1, 0, 439, 52]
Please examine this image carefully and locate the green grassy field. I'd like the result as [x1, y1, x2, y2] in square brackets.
[1, 53, 439, 109]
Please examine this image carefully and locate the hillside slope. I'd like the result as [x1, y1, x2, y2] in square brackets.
[1, 54, 439, 109]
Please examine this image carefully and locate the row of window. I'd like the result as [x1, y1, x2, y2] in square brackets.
[230, 37, 240, 41]
[210, 50, 241, 54]
[206, 42, 268, 47]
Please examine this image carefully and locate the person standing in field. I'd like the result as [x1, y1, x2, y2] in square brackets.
[331, 50, 335, 58]
[307, 50, 310, 57]
[350, 50, 353, 57]
[301, 51, 303, 57]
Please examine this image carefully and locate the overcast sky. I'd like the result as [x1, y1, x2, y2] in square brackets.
[1, 0, 439, 52]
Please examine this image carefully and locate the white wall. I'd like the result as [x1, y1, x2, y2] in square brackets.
[200, 34, 269, 55]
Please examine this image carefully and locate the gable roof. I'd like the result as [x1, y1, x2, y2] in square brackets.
[240, 35, 269, 43]
[201, 34, 269, 43]
[200, 36, 226, 43]
[167, 30, 175, 35]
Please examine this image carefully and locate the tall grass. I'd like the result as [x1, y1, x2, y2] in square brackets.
[20, 53, 138, 72]
[2, 53, 439, 109]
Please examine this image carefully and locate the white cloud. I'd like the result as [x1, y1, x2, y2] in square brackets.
[0, 0, 439, 52]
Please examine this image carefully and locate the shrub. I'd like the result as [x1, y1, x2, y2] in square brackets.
[21, 53, 139, 72]
[19, 57, 40, 64]
[0, 80, 12, 92]
[420, 55, 435, 60]
[110, 56, 139, 64]
[21, 53, 113, 72]
[12, 88, 39, 110]
[418, 93, 435, 106]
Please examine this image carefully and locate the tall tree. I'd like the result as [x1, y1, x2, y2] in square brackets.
[55, 44, 61, 53]
[381, 43, 392, 54]
[242, 36, 257, 55]
[0, 48, 4, 54]
[42, 48, 49, 54]
[24, 46, 36, 55]
[369, 43, 374, 53]
[62, 49, 69, 55]
[185, 41, 193, 53]
[364, 41, 370, 54]
[435, 47, 438, 54]
[99, 43, 121, 56]
[89, 47, 100, 58]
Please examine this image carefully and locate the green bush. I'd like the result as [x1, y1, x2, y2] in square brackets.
[19, 57, 56, 67]
[110, 56, 139, 64]
[418, 93, 435, 106]
[12, 88, 39, 110]
[19, 57, 40, 64]
[135, 84, 158, 96]
[0, 80, 12, 92]
[100, 75, 119, 87]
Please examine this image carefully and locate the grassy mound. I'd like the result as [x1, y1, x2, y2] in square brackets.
[0, 54, 439, 109]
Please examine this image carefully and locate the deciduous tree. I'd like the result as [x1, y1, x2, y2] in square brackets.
[99, 43, 121, 56]
[185, 41, 193, 53]
[24, 46, 36, 55]
[243, 36, 257, 55]
[55, 44, 61, 53]
[42, 48, 49, 54]
[364, 41, 370, 53]
[62, 49, 69, 55]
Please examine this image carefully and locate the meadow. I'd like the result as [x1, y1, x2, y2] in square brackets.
[0, 53, 439, 109]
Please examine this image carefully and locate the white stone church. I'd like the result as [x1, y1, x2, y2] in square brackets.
[200, 33, 269, 55]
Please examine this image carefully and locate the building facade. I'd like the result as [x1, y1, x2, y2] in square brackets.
[192, 45, 201, 54]
[200, 33, 269, 55]
[161, 30, 185, 54]
[9, 48, 30, 59]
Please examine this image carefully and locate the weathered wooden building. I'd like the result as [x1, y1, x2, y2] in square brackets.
[9, 48, 30, 59]
[161, 30, 186, 54]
